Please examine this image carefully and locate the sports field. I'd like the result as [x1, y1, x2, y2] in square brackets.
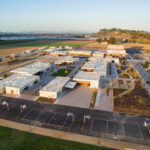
[0, 126, 114, 150]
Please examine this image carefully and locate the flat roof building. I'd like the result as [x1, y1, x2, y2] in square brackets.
[11, 62, 51, 75]
[0, 74, 40, 95]
[68, 50, 92, 56]
[55, 56, 79, 66]
[39, 77, 70, 99]
[81, 58, 107, 76]
[107, 45, 126, 57]
[51, 50, 68, 56]
[92, 51, 105, 57]
[73, 71, 100, 88]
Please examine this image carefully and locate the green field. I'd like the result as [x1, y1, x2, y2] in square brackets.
[0, 126, 114, 150]
[0, 40, 87, 48]
[52, 68, 72, 77]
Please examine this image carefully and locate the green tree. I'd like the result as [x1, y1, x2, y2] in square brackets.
[64, 69, 69, 75]
[108, 37, 116, 44]
[96, 38, 102, 43]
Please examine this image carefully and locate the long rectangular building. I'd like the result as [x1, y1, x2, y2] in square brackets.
[11, 62, 51, 75]
[107, 45, 126, 57]
[55, 56, 79, 66]
[0, 74, 40, 95]
[39, 77, 70, 99]
[68, 50, 92, 56]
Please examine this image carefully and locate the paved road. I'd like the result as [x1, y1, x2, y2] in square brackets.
[0, 96, 150, 147]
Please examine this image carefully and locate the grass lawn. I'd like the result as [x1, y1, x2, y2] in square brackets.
[0, 126, 114, 150]
[52, 69, 72, 77]
[0, 40, 88, 48]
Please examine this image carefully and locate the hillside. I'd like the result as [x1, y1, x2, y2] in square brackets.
[93, 28, 150, 44]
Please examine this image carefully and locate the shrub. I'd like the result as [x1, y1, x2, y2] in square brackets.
[64, 69, 69, 75]
[2, 73, 7, 78]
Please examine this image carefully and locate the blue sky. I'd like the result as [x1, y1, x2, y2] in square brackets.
[0, 0, 150, 33]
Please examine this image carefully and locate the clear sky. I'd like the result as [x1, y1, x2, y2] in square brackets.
[0, 0, 150, 33]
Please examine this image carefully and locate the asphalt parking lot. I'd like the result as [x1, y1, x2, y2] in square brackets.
[0, 96, 150, 146]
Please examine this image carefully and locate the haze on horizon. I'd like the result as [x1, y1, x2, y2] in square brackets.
[0, 0, 150, 33]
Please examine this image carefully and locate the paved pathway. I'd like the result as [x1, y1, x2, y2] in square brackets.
[94, 88, 113, 112]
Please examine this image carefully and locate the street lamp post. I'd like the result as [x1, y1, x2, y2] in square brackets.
[2, 101, 9, 111]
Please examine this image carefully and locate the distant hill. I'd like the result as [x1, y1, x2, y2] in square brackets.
[93, 28, 150, 44]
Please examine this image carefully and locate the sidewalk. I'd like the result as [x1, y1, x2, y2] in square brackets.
[94, 88, 113, 112]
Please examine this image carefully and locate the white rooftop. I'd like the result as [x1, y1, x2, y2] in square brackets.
[68, 50, 92, 55]
[0, 74, 39, 89]
[11, 62, 51, 75]
[82, 58, 107, 76]
[55, 56, 79, 65]
[40, 77, 70, 93]
[51, 50, 68, 56]
[73, 71, 100, 81]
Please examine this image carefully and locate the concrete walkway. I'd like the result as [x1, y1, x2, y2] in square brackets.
[94, 88, 113, 112]
[55, 87, 94, 109]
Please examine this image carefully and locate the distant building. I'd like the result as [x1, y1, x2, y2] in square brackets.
[55, 56, 79, 66]
[11, 62, 52, 76]
[51, 50, 68, 56]
[107, 45, 126, 57]
[68, 50, 92, 56]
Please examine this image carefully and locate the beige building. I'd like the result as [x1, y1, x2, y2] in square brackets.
[107, 45, 126, 57]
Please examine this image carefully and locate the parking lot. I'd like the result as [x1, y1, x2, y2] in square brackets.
[0, 96, 150, 146]
[55, 87, 94, 108]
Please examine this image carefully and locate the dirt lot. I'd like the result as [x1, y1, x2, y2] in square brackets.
[114, 81, 150, 115]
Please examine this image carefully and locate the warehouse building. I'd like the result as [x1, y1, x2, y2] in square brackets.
[55, 56, 79, 66]
[107, 45, 126, 57]
[0, 74, 40, 95]
[39, 77, 70, 99]
[68, 50, 92, 56]
[11, 62, 52, 75]
[73, 71, 100, 88]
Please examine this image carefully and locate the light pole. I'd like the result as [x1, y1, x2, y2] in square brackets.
[20, 104, 26, 113]
[67, 112, 75, 122]
[2, 101, 9, 111]
[83, 115, 91, 124]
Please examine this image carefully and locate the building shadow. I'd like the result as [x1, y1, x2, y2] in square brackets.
[126, 46, 143, 54]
